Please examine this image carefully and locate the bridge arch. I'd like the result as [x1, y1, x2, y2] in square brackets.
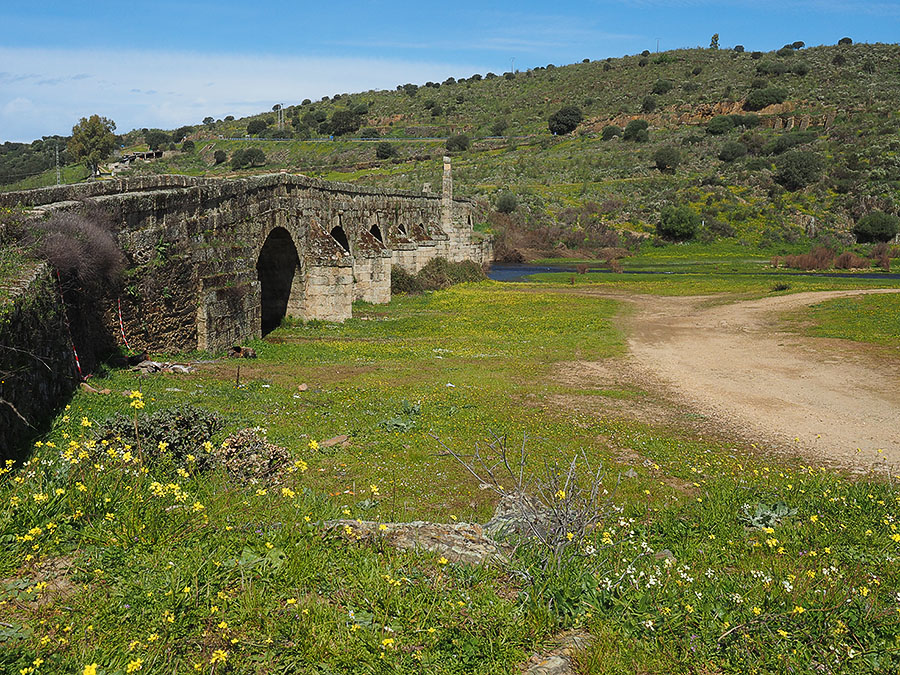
[256, 227, 301, 335]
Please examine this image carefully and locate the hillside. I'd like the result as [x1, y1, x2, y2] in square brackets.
[5, 41, 900, 250]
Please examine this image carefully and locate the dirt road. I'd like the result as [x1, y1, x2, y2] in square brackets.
[559, 287, 900, 470]
[623, 289, 900, 469]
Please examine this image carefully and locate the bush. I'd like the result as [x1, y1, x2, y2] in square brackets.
[653, 146, 681, 172]
[838, 37, 853, 45]
[638, 57, 649, 67]
[775, 150, 824, 190]
[757, 60, 789, 76]
[707, 115, 735, 135]
[734, 45, 745, 53]
[180, 140, 195, 153]
[391, 257, 486, 294]
[719, 141, 748, 162]
[95, 405, 224, 470]
[832, 53, 847, 66]
[495, 191, 518, 214]
[601, 125, 622, 140]
[213, 149, 227, 164]
[375, 142, 396, 159]
[657, 206, 699, 241]
[491, 118, 509, 136]
[446, 134, 471, 152]
[652, 79, 674, 95]
[692, 66, 703, 76]
[548, 106, 583, 135]
[641, 96, 657, 113]
[853, 211, 900, 243]
[744, 87, 787, 111]
[791, 61, 810, 76]
[763, 130, 817, 155]
[623, 119, 649, 142]
[750, 51, 763, 59]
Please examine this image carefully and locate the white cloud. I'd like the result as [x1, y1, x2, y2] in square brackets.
[0, 47, 488, 142]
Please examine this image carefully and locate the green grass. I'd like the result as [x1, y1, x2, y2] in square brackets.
[2, 279, 899, 673]
[793, 293, 900, 350]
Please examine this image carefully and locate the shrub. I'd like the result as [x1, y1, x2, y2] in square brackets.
[392, 257, 486, 294]
[213, 150, 227, 164]
[853, 211, 900, 243]
[707, 115, 735, 135]
[358, 127, 380, 138]
[495, 191, 518, 214]
[832, 54, 847, 66]
[491, 118, 509, 136]
[658, 206, 699, 241]
[601, 125, 622, 140]
[776, 47, 794, 57]
[791, 61, 810, 76]
[734, 45, 745, 53]
[775, 150, 824, 190]
[548, 106, 583, 135]
[692, 66, 703, 76]
[180, 140, 195, 153]
[719, 141, 748, 162]
[623, 119, 649, 142]
[638, 57, 649, 67]
[792, 41, 805, 49]
[750, 51, 763, 59]
[446, 134, 471, 152]
[231, 147, 266, 169]
[744, 87, 787, 111]
[375, 142, 396, 159]
[652, 79, 674, 95]
[757, 60, 789, 76]
[838, 37, 853, 45]
[641, 96, 657, 113]
[95, 405, 224, 470]
[653, 146, 681, 172]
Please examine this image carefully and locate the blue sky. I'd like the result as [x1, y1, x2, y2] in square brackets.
[1, 0, 898, 142]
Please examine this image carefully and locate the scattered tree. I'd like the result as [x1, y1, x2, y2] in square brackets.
[734, 45, 745, 53]
[641, 96, 657, 113]
[213, 150, 227, 164]
[247, 119, 268, 136]
[658, 205, 700, 241]
[601, 125, 622, 140]
[67, 115, 117, 176]
[710, 33, 720, 50]
[838, 37, 853, 45]
[231, 148, 266, 169]
[623, 119, 649, 142]
[653, 146, 682, 172]
[329, 109, 363, 136]
[203, 116, 215, 126]
[707, 115, 735, 135]
[491, 118, 509, 136]
[775, 150, 823, 190]
[375, 142, 396, 159]
[719, 141, 748, 162]
[652, 79, 674, 95]
[548, 106, 583, 135]
[853, 211, 900, 243]
[180, 140, 195, 153]
[446, 134, 471, 152]
[495, 191, 518, 213]
[744, 87, 787, 111]
[144, 130, 170, 151]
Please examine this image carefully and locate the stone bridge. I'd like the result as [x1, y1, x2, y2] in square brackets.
[1, 159, 491, 353]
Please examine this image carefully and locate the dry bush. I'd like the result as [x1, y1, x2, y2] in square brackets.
[833, 251, 870, 269]
[24, 209, 124, 291]
[781, 247, 835, 270]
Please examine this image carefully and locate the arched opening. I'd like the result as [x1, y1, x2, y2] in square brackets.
[256, 227, 300, 336]
[398, 223, 408, 236]
[330, 225, 350, 252]
[369, 223, 383, 243]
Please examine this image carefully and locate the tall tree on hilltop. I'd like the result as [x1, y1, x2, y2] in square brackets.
[68, 115, 117, 176]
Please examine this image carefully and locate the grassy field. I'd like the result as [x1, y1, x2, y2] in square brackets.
[2, 274, 900, 674]
[791, 293, 900, 351]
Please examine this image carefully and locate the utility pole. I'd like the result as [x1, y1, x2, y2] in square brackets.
[510, 57, 515, 73]
[55, 141, 61, 185]
[656, 38, 660, 53]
